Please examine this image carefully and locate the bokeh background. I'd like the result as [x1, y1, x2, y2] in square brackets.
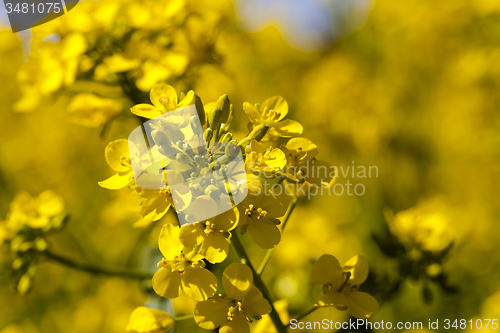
[1, 0, 500, 332]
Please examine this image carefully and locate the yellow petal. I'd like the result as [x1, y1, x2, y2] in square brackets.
[202, 233, 229, 264]
[188, 195, 218, 221]
[222, 263, 253, 300]
[179, 223, 206, 248]
[178, 90, 195, 107]
[346, 292, 379, 319]
[158, 224, 183, 261]
[126, 306, 175, 333]
[141, 196, 172, 222]
[220, 314, 250, 333]
[195, 297, 232, 330]
[247, 217, 281, 249]
[213, 207, 239, 232]
[273, 119, 303, 137]
[261, 96, 288, 121]
[311, 254, 343, 286]
[343, 255, 369, 286]
[181, 266, 217, 301]
[243, 102, 262, 125]
[130, 104, 161, 119]
[150, 83, 177, 110]
[317, 291, 348, 308]
[152, 267, 182, 299]
[261, 189, 290, 218]
[105, 139, 131, 172]
[241, 286, 272, 316]
[98, 172, 132, 190]
[286, 137, 318, 160]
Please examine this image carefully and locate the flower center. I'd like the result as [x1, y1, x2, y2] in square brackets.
[245, 204, 267, 219]
[159, 187, 171, 196]
[158, 254, 191, 273]
[120, 156, 131, 168]
[159, 96, 176, 111]
[261, 106, 281, 123]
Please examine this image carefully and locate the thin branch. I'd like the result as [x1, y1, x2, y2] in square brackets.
[43, 250, 153, 280]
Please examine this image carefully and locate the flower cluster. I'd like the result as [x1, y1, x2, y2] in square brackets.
[15, 0, 230, 128]
[0, 190, 68, 294]
[108, 83, 380, 332]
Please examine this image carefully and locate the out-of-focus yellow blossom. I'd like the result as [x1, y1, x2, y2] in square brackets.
[13, 33, 88, 112]
[130, 83, 195, 118]
[67, 93, 123, 128]
[237, 183, 290, 249]
[243, 96, 303, 142]
[245, 141, 287, 176]
[126, 306, 175, 333]
[195, 263, 272, 333]
[6, 190, 65, 230]
[311, 254, 379, 319]
[179, 198, 238, 263]
[152, 224, 217, 301]
[386, 201, 453, 252]
[99, 139, 135, 190]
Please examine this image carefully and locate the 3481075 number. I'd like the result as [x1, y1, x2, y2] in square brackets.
[5, 2, 61, 14]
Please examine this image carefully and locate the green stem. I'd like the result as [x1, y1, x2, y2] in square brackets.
[257, 198, 299, 276]
[174, 314, 194, 322]
[286, 306, 319, 327]
[44, 250, 153, 280]
[229, 234, 287, 333]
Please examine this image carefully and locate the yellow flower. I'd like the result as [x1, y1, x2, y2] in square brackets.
[98, 139, 135, 190]
[126, 306, 175, 333]
[179, 196, 239, 264]
[152, 224, 217, 301]
[7, 190, 65, 230]
[281, 137, 335, 197]
[67, 93, 123, 128]
[243, 96, 303, 142]
[195, 263, 272, 333]
[386, 202, 453, 252]
[130, 83, 195, 119]
[135, 170, 191, 224]
[237, 183, 290, 249]
[311, 254, 379, 319]
[245, 141, 287, 177]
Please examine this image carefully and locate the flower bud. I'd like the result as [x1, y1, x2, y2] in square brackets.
[225, 142, 240, 158]
[160, 119, 185, 143]
[194, 94, 206, 126]
[194, 155, 207, 166]
[207, 106, 222, 131]
[238, 137, 253, 148]
[176, 152, 192, 165]
[221, 133, 233, 143]
[200, 167, 212, 179]
[159, 145, 178, 158]
[215, 94, 230, 123]
[204, 128, 213, 142]
[151, 130, 171, 147]
[221, 104, 234, 133]
[190, 115, 202, 133]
